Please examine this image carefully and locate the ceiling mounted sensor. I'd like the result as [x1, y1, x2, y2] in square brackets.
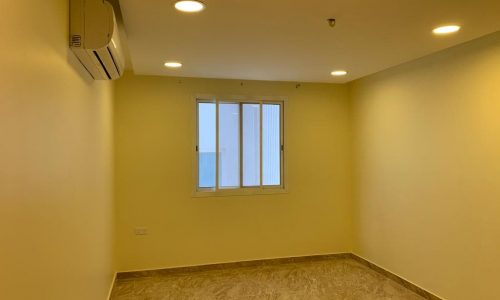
[70, 0, 125, 80]
[433, 25, 461, 35]
[331, 70, 348, 76]
[164, 62, 183, 68]
[174, 0, 206, 13]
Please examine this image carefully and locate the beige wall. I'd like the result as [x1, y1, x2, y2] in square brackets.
[351, 31, 500, 300]
[0, 1, 115, 300]
[114, 74, 353, 271]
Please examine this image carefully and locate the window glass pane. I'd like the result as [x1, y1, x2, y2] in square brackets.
[263, 104, 281, 186]
[198, 102, 216, 188]
[218, 103, 240, 188]
[242, 104, 260, 187]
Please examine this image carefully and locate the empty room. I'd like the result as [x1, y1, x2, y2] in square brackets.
[2, 0, 500, 299]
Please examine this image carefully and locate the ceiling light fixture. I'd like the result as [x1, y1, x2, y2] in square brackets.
[432, 25, 461, 35]
[164, 62, 183, 68]
[174, 1, 205, 13]
[331, 70, 348, 76]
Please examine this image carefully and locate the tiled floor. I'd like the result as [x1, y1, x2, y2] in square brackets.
[110, 257, 426, 300]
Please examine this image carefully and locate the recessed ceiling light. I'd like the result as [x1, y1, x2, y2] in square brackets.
[164, 62, 182, 68]
[331, 70, 348, 76]
[433, 25, 461, 35]
[174, 1, 205, 13]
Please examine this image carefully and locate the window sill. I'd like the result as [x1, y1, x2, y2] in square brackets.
[192, 187, 288, 198]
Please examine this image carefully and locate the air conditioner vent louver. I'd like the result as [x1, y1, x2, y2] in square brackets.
[93, 51, 112, 80]
[107, 47, 121, 74]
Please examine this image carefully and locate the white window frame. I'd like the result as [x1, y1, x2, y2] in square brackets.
[193, 95, 287, 197]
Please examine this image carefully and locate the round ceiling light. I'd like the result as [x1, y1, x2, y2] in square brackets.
[174, 1, 206, 13]
[164, 62, 183, 68]
[433, 25, 461, 35]
[331, 70, 348, 76]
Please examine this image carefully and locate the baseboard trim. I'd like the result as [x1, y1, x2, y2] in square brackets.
[116, 253, 442, 300]
[349, 253, 443, 300]
[106, 272, 117, 300]
[116, 253, 352, 279]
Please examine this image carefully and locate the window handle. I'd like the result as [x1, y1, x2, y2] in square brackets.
[196, 145, 199, 152]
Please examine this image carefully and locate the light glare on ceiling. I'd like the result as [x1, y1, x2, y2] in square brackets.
[174, 1, 205, 13]
[433, 25, 461, 35]
[164, 62, 183, 68]
[331, 70, 348, 76]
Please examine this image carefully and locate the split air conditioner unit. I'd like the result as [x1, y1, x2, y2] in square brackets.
[70, 0, 124, 80]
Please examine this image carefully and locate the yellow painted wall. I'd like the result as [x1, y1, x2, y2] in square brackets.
[114, 74, 353, 271]
[351, 31, 500, 300]
[0, 1, 115, 299]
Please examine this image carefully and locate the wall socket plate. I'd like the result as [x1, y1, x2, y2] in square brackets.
[134, 227, 148, 235]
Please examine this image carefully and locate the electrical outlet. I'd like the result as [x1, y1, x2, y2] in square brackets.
[134, 227, 148, 235]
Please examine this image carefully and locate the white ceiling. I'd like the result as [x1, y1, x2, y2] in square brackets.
[119, 0, 500, 83]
